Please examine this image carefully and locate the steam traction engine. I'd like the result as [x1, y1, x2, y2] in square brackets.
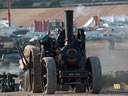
[20, 10, 102, 94]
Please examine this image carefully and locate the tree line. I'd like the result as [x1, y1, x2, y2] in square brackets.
[3, 0, 128, 8]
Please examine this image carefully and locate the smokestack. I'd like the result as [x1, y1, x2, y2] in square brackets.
[64, 10, 73, 45]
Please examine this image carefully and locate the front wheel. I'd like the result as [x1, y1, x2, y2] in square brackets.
[86, 56, 102, 94]
[41, 57, 57, 94]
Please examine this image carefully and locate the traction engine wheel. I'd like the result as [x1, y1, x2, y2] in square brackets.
[41, 57, 57, 94]
[29, 48, 42, 93]
[86, 56, 102, 94]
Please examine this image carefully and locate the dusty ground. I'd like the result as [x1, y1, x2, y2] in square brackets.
[0, 90, 128, 96]
[0, 5, 128, 27]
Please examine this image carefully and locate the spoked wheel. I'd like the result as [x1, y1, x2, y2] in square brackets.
[86, 56, 102, 94]
[42, 57, 57, 94]
[29, 48, 42, 93]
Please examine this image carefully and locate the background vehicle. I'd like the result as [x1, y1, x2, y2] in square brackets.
[0, 72, 19, 92]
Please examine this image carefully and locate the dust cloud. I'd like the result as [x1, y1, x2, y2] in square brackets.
[74, 4, 103, 18]
[74, 4, 90, 17]
[86, 41, 128, 89]
[86, 41, 128, 73]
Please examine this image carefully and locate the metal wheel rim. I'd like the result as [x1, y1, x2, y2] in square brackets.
[42, 63, 47, 92]
[86, 63, 93, 92]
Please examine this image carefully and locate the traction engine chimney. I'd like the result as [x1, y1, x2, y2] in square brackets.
[64, 10, 73, 45]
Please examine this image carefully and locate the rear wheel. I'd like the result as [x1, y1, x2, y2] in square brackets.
[29, 48, 42, 93]
[42, 57, 57, 94]
[86, 56, 102, 94]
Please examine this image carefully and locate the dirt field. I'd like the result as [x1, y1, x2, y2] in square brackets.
[0, 90, 128, 96]
[0, 5, 128, 27]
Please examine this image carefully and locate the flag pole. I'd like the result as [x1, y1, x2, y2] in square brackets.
[8, 0, 11, 27]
